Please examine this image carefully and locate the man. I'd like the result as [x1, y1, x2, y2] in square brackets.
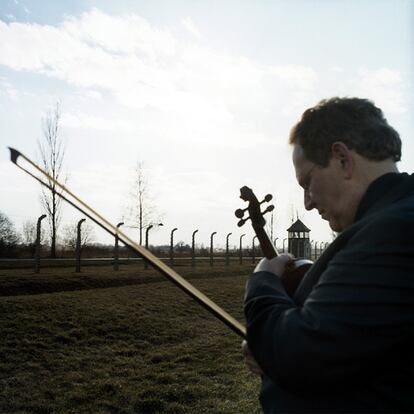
[243, 97, 414, 413]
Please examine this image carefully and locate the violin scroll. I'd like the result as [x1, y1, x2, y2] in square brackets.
[235, 186, 274, 229]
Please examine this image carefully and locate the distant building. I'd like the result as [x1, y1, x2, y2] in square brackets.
[287, 219, 311, 258]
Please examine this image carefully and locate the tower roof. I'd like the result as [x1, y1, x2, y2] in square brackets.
[286, 219, 311, 232]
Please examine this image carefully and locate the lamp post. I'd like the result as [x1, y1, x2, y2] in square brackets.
[252, 236, 258, 263]
[114, 221, 124, 271]
[170, 228, 178, 265]
[145, 225, 153, 251]
[145, 223, 163, 269]
[76, 218, 86, 273]
[34, 214, 47, 274]
[191, 230, 198, 267]
[239, 234, 246, 265]
[314, 241, 319, 259]
[210, 232, 217, 267]
[270, 211, 274, 243]
[226, 232, 232, 266]
[283, 238, 287, 253]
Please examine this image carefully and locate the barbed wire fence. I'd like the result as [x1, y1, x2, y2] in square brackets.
[0, 213, 331, 273]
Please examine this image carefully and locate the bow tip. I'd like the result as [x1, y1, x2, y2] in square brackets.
[8, 147, 21, 164]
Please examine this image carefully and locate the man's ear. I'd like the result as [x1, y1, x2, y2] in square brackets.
[331, 142, 354, 179]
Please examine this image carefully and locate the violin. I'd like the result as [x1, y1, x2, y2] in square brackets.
[235, 186, 312, 296]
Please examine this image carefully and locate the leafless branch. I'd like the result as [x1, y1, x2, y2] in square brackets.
[38, 102, 67, 258]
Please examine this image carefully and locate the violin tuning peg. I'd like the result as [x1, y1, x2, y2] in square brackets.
[262, 205, 275, 215]
[264, 194, 273, 202]
[237, 217, 249, 227]
[235, 208, 245, 219]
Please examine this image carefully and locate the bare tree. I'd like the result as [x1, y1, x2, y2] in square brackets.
[21, 219, 48, 257]
[127, 162, 161, 245]
[38, 102, 66, 258]
[0, 212, 20, 257]
[21, 220, 36, 246]
[21, 219, 47, 247]
[62, 222, 95, 251]
[21, 219, 46, 246]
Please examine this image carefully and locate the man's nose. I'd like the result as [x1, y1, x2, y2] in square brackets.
[304, 190, 315, 211]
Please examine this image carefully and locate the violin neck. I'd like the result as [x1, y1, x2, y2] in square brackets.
[252, 224, 279, 259]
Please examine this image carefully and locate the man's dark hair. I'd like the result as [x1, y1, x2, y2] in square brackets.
[289, 97, 402, 166]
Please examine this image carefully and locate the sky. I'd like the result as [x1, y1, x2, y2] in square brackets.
[1, 0, 413, 250]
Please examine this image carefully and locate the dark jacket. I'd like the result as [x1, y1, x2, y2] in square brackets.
[244, 173, 414, 413]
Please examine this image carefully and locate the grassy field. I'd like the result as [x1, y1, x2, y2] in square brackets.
[0, 263, 261, 413]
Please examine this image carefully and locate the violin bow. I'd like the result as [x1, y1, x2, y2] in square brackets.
[8, 147, 246, 339]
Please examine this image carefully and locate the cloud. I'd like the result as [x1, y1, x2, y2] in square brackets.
[62, 9, 176, 57]
[5, 13, 16, 21]
[83, 90, 102, 100]
[0, 9, 318, 147]
[181, 17, 202, 39]
[0, 77, 19, 100]
[61, 112, 136, 133]
[1, 9, 407, 154]
[353, 68, 406, 114]
[268, 65, 317, 90]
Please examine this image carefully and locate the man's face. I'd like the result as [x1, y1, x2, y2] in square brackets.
[292, 144, 350, 232]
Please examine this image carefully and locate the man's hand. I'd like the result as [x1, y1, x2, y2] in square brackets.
[242, 340, 263, 376]
[253, 254, 294, 277]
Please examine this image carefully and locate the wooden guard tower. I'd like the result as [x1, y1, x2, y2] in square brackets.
[287, 219, 311, 258]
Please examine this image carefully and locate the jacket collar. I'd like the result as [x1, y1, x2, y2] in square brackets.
[354, 172, 414, 222]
